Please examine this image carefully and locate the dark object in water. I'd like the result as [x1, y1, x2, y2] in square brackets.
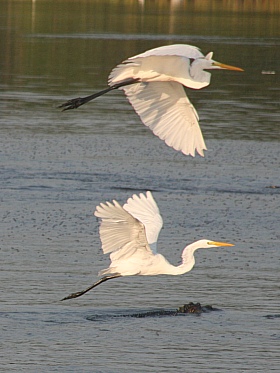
[177, 302, 217, 314]
[129, 302, 219, 318]
[264, 314, 280, 319]
[86, 302, 220, 322]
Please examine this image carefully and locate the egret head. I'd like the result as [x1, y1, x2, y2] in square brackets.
[190, 54, 243, 84]
[196, 239, 234, 249]
[203, 52, 244, 71]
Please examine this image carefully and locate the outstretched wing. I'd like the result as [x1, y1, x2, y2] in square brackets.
[122, 82, 206, 157]
[94, 199, 153, 262]
[108, 45, 206, 90]
[123, 191, 163, 254]
[130, 44, 204, 59]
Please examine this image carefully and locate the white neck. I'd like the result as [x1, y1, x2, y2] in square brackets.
[163, 242, 200, 275]
[190, 61, 211, 87]
[175, 244, 197, 274]
[140, 240, 213, 276]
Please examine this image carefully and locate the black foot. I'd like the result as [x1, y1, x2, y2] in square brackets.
[60, 290, 85, 301]
[58, 79, 140, 112]
[58, 97, 85, 111]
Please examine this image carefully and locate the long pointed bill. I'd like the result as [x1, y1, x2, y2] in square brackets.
[213, 61, 244, 71]
[208, 241, 234, 247]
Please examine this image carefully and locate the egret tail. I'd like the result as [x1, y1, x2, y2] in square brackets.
[60, 274, 122, 301]
[58, 78, 140, 111]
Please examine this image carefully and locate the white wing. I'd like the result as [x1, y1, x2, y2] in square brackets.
[123, 191, 163, 254]
[108, 45, 206, 90]
[122, 82, 206, 157]
[94, 199, 153, 262]
[130, 44, 204, 59]
[109, 55, 206, 89]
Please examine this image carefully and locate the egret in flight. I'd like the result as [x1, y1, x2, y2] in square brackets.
[61, 191, 234, 301]
[59, 44, 243, 157]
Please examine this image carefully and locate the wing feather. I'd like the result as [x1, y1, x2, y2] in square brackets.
[94, 199, 153, 262]
[109, 55, 205, 89]
[130, 44, 204, 59]
[123, 191, 163, 254]
[108, 45, 205, 89]
[123, 82, 206, 157]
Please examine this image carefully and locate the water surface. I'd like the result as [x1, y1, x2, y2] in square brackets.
[1, 1, 280, 372]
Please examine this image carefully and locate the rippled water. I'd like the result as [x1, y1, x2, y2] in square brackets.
[1, 133, 279, 372]
[1, 1, 280, 372]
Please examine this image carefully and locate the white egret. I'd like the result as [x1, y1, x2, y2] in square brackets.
[61, 191, 234, 301]
[59, 44, 243, 157]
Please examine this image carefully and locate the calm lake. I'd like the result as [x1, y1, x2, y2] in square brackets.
[1, 1, 280, 372]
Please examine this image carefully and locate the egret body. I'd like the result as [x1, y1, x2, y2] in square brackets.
[59, 44, 243, 157]
[61, 191, 234, 301]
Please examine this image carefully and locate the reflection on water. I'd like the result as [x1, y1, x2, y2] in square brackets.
[1, 0, 279, 141]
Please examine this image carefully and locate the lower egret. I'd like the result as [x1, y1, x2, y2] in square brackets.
[61, 191, 234, 301]
[59, 44, 243, 157]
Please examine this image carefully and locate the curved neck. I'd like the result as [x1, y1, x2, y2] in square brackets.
[152, 241, 209, 276]
[166, 244, 197, 275]
[190, 61, 211, 87]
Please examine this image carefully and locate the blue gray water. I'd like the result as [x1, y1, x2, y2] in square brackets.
[1, 131, 279, 372]
[1, 1, 280, 372]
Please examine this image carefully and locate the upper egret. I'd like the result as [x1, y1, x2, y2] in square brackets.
[59, 44, 243, 157]
[61, 191, 234, 301]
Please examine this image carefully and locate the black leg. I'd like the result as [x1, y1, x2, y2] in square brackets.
[58, 87, 114, 111]
[58, 78, 140, 111]
[60, 274, 122, 301]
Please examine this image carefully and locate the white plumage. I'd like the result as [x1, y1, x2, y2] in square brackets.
[107, 44, 243, 156]
[121, 81, 204, 157]
[60, 192, 234, 301]
[60, 44, 243, 157]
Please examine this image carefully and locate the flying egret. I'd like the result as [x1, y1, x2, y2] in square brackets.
[59, 44, 243, 157]
[61, 191, 234, 301]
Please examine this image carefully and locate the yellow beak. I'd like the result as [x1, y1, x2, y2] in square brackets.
[213, 61, 244, 72]
[208, 241, 235, 247]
